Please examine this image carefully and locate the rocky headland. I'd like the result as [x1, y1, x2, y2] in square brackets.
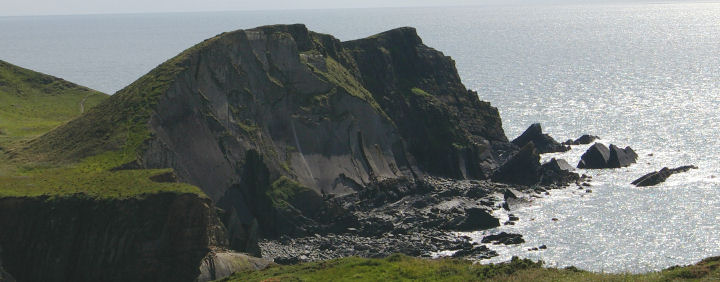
[0, 24, 636, 281]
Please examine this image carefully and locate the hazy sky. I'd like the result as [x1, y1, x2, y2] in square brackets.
[1, 0, 494, 16]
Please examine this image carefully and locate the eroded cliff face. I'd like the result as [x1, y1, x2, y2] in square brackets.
[0, 193, 225, 282]
[25, 24, 511, 253]
[134, 25, 509, 244]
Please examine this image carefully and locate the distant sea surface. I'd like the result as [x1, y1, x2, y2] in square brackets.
[2, 2, 719, 273]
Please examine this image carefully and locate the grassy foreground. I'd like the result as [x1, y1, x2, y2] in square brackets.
[221, 254, 720, 282]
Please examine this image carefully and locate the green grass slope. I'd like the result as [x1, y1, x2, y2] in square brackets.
[21, 33, 224, 167]
[221, 255, 720, 282]
[0, 60, 204, 198]
[0, 60, 107, 147]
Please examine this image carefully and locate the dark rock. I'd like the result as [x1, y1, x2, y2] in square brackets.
[544, 158, 574, 172]
[492, 143, 541, 185]
[503, 189, 518, 201]
[512, 123, 570, 153]
[568, 134, 600, 145]
[607, 145, 638, 168]
[481, 232, 525, 245]
[452, 245, 497, 259]
[539, 244, 547, 249]
[464, 189, 488, 199]
[540, 158, 580, 186]
[577, 143, 637, 169]
[632, 165, 698, 187]
[0, 194, 226, 282]
[577, 143, 610, 169]
[274, 256, 301, 265]
[447, 208, 500, 231]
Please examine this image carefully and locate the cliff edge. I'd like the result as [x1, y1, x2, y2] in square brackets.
[22, 24, 511, 252]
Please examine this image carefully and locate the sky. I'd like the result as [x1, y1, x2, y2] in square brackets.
[0, 0, 662, 17]
[1, 0, 489, 17]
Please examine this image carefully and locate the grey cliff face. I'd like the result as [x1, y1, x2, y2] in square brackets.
[133, 24, 511, 249]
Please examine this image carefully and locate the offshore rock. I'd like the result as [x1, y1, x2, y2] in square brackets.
[578, 143, 637, 169]
[26, 24, 511, 252]
[577, 143, 611, 169]
[540, 158, 579, 186]
[607, 145, 638, 168]
[632, 165, 698, 187]
[511, 123, 569, 154]
[481, 232, 525, 245]
[562, 134, 599, 146]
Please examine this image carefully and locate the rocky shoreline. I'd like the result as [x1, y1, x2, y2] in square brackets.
[259, 176, 591, 264]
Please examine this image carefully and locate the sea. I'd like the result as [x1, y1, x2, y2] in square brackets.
[1, 1, 718, 273]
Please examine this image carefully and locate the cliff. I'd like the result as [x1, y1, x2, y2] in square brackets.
[0, 193, 225, 282]
[22, 24, 511, 252]
[0, 61, 254, 281]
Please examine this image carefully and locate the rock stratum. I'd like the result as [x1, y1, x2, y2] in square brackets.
[22, 24, 512, 252]
[0, 193, 225, 282]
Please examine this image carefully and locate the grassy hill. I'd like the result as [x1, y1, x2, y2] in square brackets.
[0, 60, 203, 198]
[0, 60, 107, 147]
[220, 254, 720, 282]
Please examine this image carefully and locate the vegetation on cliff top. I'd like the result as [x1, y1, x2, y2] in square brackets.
[0, 60, 206, 199]
[0, 167, 203, 199]
[0, 60, 106, 148]
[19, 33, 224, 166]
[221, 254, 720, 282]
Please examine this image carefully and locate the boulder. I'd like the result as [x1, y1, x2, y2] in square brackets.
[503, 188, 518, 201]
[540, 158, 580, 185]
[574, 135, 600, 145]
[481, 232, 525, 245]
[577, 143, 610, 169]
[448, 208, 500, 231]
[578, 143, 637, 169]
[632, 165, 698, 187]
[196, 251, 273, 282]
[451, 245, 497, 259]
[563, 134, 600, 145]
[492, 143, 541, 185]
[607, 145, 638, 168]
[511, 123, 569, 153]
[543, 158, 574, 172]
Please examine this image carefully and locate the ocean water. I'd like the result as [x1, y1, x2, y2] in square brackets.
[1, 2, 719, 273]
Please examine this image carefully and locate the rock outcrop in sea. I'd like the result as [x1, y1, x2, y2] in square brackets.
[632, 165, 698, 186]
[577, 143, 637, 169]
[512, 123, 569, 153]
